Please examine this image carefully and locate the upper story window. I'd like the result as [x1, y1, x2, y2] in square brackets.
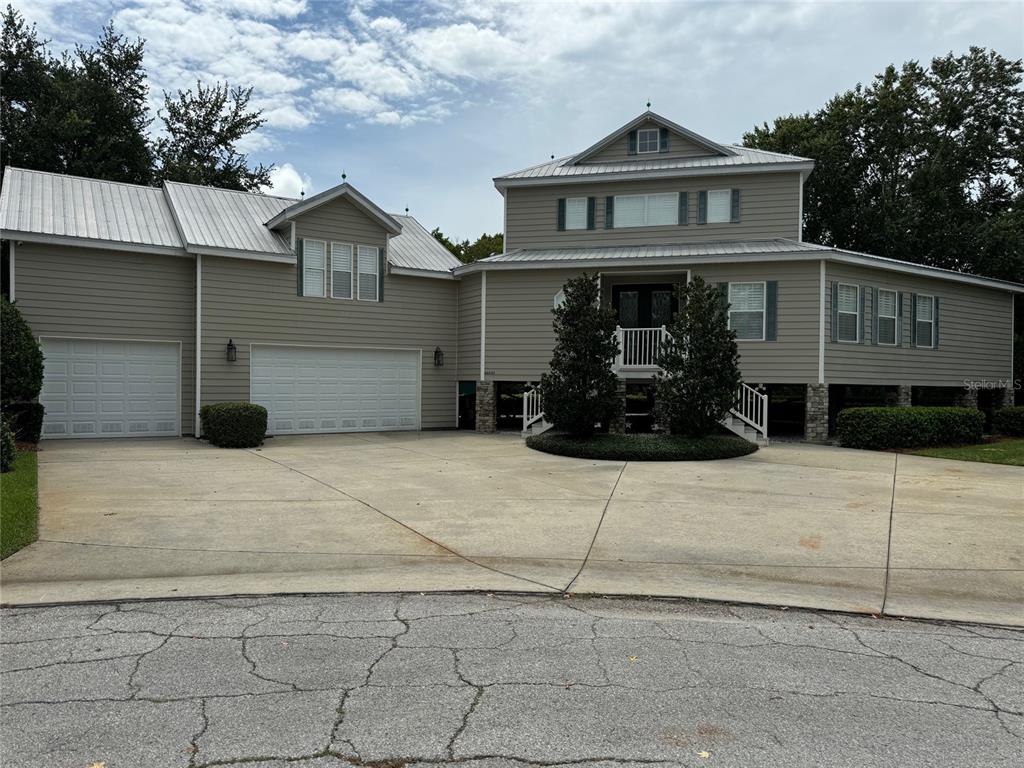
[564, 197, 588, 230]
[707, 190, 732, 224]
[915, 294, 935, 348]
[357, 245, 379, 301]
[613, 192, 678, 228]
[303, 239, 326, 297]
[636, 128, 660, 154]
[331, 242, 353, 300]
[729, 282, 766, 341]
[876, 288, 897, 345]
[836, 283, 861, 342]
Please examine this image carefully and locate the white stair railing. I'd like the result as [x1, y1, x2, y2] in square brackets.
[522, 385, 545, 433]
[615, 326, 671, 369]
[730, 383, 768, 439]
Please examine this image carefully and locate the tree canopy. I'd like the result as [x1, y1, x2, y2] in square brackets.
[431, 229, 504, 263]
[744, 47, 1024, 284]
[0, 5, 269, 191]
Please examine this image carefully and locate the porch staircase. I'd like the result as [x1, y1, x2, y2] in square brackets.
[521, 382, 768, 445]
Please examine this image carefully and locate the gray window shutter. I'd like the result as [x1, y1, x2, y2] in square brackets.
[295, 238, 304, 296]
[933, 297, 939, 348]
[697, 191, 708, 224]
[604, 196, 614, 229]
[765, 281, 778, 341]
[910, 293, 918, 347]
[730, 189, 741, 223]
[830, 281, 839, 342]
[871, 287, 878, 345]
[586, 197, 596, 230]
[678, 192, 688, 225]
[715, 282, 729, 304]
[859, 285, 867, 344]
[897, 291, 904, 345]
[556, 198, 566, 231]
[378, 247, 386, 302]
[659, 127, 669, 153]
[627, 130, 637, 155]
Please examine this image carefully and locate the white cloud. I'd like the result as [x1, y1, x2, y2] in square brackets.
[265, 163, 312, 198]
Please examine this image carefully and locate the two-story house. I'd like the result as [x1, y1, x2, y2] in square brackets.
[1, 111, 1020, 445]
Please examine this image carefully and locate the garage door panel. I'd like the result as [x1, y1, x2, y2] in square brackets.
[252, 346, 420, 435]
[41, 339, 180, 439]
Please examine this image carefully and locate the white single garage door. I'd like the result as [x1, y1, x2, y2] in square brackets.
[251, 345, 420, 435]
[40, 338, 181, 439]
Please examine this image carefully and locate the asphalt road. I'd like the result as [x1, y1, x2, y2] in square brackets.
[1, 593, 1021, 767]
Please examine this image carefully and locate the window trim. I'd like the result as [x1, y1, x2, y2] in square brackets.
[875, 287, 898, 346]
[612, 192, 679, 228]
[914, 293, 936, 349]
[356, 244, 380, 302]
[728, 280, 767, 342]
[564, 196, 588, 230]
[329, 241, 354, 301]
[302, 238, 327, 298]
[835, 282, 861, 343]
[706, 189, 732, 224]
[636, 127, 660, 154]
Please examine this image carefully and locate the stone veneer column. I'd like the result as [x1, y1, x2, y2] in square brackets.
[896, 385, 913, 408]
[804, 384, 829, 443]
[475, 380, 496, 434]
[609, 380, 627, 434]
[956, 387, 979, 409]
[994, 386, 1016, 409]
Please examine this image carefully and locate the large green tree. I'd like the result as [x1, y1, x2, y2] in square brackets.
[745, 47, 1024, 284]
[431, 228, 504, 263]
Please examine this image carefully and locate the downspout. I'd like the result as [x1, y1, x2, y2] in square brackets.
[479, 270, 487, 381]
[194, 254, 202, 438]
[8, 240, 15, 300]
[797, 172, 805, 242]
[818, 259, 826, 385]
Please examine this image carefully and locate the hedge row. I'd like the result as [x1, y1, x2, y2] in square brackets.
[526, 432, 758, 461]
[0, 420, 15, 473]
[836, 407, 984, 450]
[199, 402, 267, 448]
[993, 406, 1024, 437]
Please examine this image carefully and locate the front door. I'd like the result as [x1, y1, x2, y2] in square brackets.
[612, 284, 678, 327]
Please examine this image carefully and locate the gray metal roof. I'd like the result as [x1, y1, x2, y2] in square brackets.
[477, 239, 820, 263]
[0, 167, 457, 273]
[387, 214, 462, 273]
[0, 167, 185, 252]
[163, 181, 292, 258]
[495, 146, 813, 185]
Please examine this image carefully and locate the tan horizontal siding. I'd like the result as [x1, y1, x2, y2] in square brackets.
[824, 264, 1013, 386]
[505, 172, 801, 251]
[584, 119, 717, 163]
[14, 243, 196, 434]
[457, 272, 481, 380]
[294, 195, 388, 247]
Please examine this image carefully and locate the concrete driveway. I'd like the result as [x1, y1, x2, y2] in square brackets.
[1, 432, 1020, 625]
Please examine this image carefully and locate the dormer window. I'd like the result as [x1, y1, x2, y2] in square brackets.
[637, 128, 660, 154]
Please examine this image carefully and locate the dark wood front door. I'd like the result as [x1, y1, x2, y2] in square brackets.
[612, 284, 678, 327]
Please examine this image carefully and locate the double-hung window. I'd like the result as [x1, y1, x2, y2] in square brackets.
[836, 283, 860, 342]
[302, 239, 326, 297]
[729, 282, 766, 341]
[707, 189, 732, 223]
[357, 245, 379, 301]
[915, 294, 935, 348]
[637, 128, 660, 154]
[876, 288, 897, 345]
[613, 192, 678, 227]
[564, 197, 588, 230]
[330, 242, 353, 300]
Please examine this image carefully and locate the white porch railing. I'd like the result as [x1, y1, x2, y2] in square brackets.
[615, 326, 671, 369]
[522, 385, 546, 433]
[732, 382, 768, 440]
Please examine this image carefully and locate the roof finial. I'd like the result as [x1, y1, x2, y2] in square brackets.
[404, 206, 409, 215]
[341, 169, 347, 181]
[300, 188, 305, 199]
[646, 99, 651, 110]
[550, 153, 555, 159]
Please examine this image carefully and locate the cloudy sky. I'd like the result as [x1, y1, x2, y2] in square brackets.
[16, 0, 1024, 239]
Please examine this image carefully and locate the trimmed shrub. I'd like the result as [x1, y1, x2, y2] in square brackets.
[199, 402, 267, 448]
[0, 298, 44, 406]
[2, 402, 45, 443]
[993, 406, 1024, 436]
[1, 420, 16, 473]
[836, 407, 984, 450]
[526, 432, 757, 461]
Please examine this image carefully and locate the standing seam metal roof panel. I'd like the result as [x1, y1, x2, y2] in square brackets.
[387, 214, 462, 272]
[478, 239, 822, 263]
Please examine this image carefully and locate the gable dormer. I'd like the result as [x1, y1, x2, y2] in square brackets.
[569, 111, 737, 166]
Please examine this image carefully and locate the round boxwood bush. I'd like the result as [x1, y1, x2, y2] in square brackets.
[836, 406, 984, 450]
[526, 432, 757, 461]
[199, 402, 267, 448]
[0, 298, 44, 406]
[2, 402, 45, 444]
[993, 405, 1024, 436]
[1, 419, 16, 473]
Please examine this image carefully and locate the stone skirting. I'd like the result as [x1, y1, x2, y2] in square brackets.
[804, 384, 829, 443]
[475, 380, 496, 433]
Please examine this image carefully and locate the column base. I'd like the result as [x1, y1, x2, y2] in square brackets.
[804, 383, 829, 443]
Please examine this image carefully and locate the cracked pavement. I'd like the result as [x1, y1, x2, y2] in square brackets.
[1, 592, 1021, 767]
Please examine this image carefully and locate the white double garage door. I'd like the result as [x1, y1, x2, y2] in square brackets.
[40, 339, 420, 439]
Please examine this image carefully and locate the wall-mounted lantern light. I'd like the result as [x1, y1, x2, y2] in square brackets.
[433, 346, 444, 367]
[226, 339, 237, 362]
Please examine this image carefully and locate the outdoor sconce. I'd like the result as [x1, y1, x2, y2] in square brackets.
[433, 346, 444, 367]
[226, 339, 237, 362]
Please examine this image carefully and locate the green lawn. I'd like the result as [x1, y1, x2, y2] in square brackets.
[1, 450, 39, 559]
[910, 438, 1024, 467]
